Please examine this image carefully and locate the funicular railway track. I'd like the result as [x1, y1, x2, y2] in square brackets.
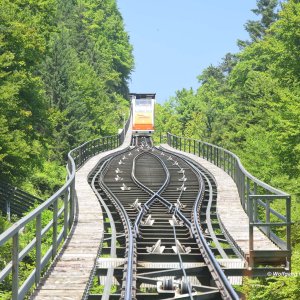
[87, 137, 240, 300]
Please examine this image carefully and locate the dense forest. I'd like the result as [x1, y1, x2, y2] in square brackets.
[1, 0, 300, 299]
[155, 0, 300, 298]
[0, 0, 133, 197]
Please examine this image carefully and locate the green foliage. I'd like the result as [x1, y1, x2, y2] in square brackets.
[21, 161, 65, 198]
[242, 275, 300, 300]
[90, 276, 118, 294]
[0, 0, 133, 193]
[238, 0, 279, 47]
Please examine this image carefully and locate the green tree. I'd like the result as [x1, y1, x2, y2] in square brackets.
[238, 0, 279, 48]
[0, 0, 134, 193]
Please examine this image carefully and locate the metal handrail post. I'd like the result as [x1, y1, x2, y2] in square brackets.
[35, 214, 42, 285]
[286, 196, 291, 253]
[246, 177, 250, 214]
[227, 152, 230, 173]
[248, 196, 254, 268]
[193, 139, 196, 155]
[63, 192, 68, 239]
[52, 200, 58, 259]
[266, 199, 271, 238]
[242, 173, 246, 212]
[69, 179, 75, 228]
[12, 233, 19, 299]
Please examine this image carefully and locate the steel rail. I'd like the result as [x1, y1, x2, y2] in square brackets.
[85, 145, 157, 299]
[190, 165, 239, 299]
[130, 150, 197, 298]
[131, 149, 195, 228]
[197, 166, 228, 258]
[91, 158, 117, 300]
[160, 147, 244, 256]
[172, 207, 194, 300]
[131, 151, 171, 227]
[89, 143, 239, 299]
[192, 190, 239, 300]
[159, 147, 240, 300]
[135, 148, 238, 298]
[82, 147, 133, 300]
[195, 163, 244, 259]
[96, 154, 135, 300]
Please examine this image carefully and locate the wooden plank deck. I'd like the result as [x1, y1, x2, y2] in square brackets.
[160, 144, 278, 259]
[32, 130, 132, 299]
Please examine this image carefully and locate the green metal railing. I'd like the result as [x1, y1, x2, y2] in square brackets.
[0, 117, 130, 299]
[166, 133, 291, 268]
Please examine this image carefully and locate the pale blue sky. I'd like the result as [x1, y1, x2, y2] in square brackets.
[117, 1, 258, 103]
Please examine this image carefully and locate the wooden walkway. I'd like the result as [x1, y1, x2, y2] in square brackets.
[32, 129, 132, 300]
[160, 144, 278, 259]
[31, 137, 278, 299]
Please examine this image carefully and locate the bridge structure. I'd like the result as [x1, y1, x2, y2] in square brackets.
[0, 116, 291, 300]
